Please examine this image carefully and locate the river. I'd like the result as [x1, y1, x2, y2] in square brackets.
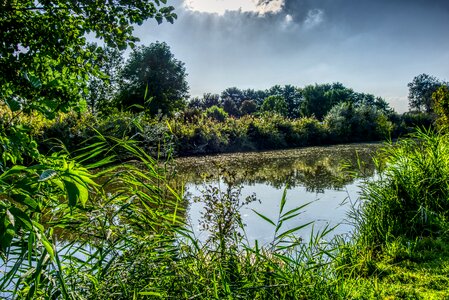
[175, 143, 380, 244]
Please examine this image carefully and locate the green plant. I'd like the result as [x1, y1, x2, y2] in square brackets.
[352, 129, 449, 249]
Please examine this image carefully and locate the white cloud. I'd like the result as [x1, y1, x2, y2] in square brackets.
[184, 0, 283, 15]
[255, 0, 283, 14]
[304, 9, 324, 29]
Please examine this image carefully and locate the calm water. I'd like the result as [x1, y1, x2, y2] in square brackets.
[175, 143, 380, 244]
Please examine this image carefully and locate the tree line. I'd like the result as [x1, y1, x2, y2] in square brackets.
[87, 41, 449, 124]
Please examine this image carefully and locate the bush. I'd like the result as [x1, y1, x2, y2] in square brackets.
[205, 105, 229, 122]
[324, 102, 392, 143]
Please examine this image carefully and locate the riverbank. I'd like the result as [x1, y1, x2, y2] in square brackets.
[32, 110, 432, 159]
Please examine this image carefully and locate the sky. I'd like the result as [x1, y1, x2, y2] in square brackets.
[133, 0, 449, 112]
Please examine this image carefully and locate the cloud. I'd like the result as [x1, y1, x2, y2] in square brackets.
[304, 9, 324, 29]
[254, 0, 284, 14]
[184, 0, 284, 15]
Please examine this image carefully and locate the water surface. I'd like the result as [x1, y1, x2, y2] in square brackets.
[175, 143, 380, 244]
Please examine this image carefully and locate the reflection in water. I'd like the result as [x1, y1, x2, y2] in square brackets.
[175, 143, 379, 193]
[175, 143, 380, 243]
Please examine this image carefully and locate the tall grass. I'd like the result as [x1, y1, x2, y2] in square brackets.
[352, 128, 449, 249]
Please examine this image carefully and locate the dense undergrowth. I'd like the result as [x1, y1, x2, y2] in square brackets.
[26, 108, 434, 157]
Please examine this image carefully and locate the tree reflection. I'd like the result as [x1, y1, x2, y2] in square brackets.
[175, 143, 379, 193]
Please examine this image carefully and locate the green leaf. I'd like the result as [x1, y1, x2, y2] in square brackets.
[276, 221, 314, 241]
[279, 186, 288, 215]
[139, 291, 162, 297]
[41, 237, 55, 259]
[9, 207, 33, 230]
[63, 179, 88, 207]
[280, 202, 312, 219]
[5, 97, 22, 112]
[63, 180, 80, 207]
[252, 209, 275, 227]
[24, 72, 42, 89]
[38, 169, 58, 182]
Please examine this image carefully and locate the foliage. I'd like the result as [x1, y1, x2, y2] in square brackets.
[0, 138, 184, 299]
[0, 0, 176, 120]
[205, 105, 228, 122]
[85, 45, 124, 114]
[260, 95, 288, 117]
[300, 83, 350, 120]
[240, 99, 257, 115]
[432, 85, 449, 130]
[408, 73, 447, 113]
[116, 42, 189, 115]
[222, 98, 240, 117]
[324, 102, 393, 142]
[267, 85, 303, 118]
[353, 129, 449, 248]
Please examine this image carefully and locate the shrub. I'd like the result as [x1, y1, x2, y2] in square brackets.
[205, 105, 229, 122]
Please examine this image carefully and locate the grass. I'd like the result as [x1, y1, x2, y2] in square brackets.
[3, 128, 449, 299]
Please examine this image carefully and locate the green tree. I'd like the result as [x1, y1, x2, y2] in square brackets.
[206, 105, 228, 122]
[221, 87, 245, 107]
[242, 89, 267, 106]
[324, 102, 391, 142]
[0, 0, 176, 119]
[433, 85, 449, 129]
[261, 95, 288, 116]
[116, 42, 189, 115]
[267, 85, 303, 118]
[300, 83, 351, 120]
[240, 99, 257, 115]
[85, 45, 124, 114]
[222, 98, 240, 116]
[408, 73, 445, 113]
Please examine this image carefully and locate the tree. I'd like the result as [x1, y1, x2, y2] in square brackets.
[222, 98, 240, 117]
[116, 42, 189, 115]
[408, 74, 445, 113]
[324, 102, 392, 142]
[261, 95, 288, 116]
[0, 0, 177, 119]
[242, 89, 267, 107]
[300, 82, 357, 120]
[203, 93, 220, 108]
[85, 45, 124, 114]
[267, 85, 303, 118]
[240, 99, 257, 115]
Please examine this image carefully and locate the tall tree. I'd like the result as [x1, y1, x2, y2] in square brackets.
[221, 87, 245, 107]
[85, 45, 124, 114]
[261, 95, 288, 116]
[301, 83, 353, 120]
[267, 85, 303, 118]
[408, 74, 445, 113]
[116, 42, 189, 115]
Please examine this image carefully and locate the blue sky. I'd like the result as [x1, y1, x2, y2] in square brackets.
[134, 0, 449, 112]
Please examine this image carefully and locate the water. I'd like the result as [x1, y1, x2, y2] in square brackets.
[175, 143, 380, 244]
